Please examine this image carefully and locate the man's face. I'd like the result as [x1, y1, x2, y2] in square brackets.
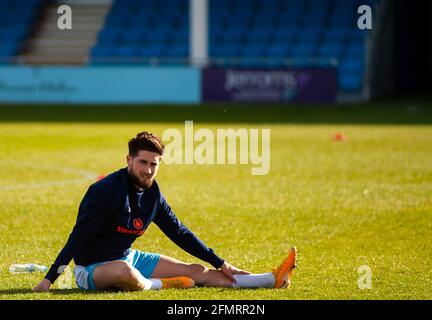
[126, 150, 162, 189]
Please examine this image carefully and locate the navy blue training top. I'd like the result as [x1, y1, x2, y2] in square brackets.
[45, 168, 224, 283]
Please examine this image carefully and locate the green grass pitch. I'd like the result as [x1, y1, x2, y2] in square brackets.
[0, 101, 431, 300]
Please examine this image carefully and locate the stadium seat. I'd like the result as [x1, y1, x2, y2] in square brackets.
[266, 44, 293, 57]
[121, 32, 148, 46]
[162, 44, 188, 58]
[345, 41, 366, 58]
[291, 42, 317, 57]
[340, 57, 364, 73]
[97, 29, 122, 45]
[0, 0, 41, 63]
[115, 46, 140, 58]
[0, 42, 19, 57]
[271, 29, 298, 42]
[92, 0, 189, 65]
[319, 42, 344, 58]
[91, 45, 115, 58]
[138, 45, 162, 57]
[239, 44, 266, 57]
[339, 72, 363, 91]
[324, 28, 349, 42]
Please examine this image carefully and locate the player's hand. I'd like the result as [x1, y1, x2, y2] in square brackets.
[220, 261, 250, 284]
[32, 278, 52, 292]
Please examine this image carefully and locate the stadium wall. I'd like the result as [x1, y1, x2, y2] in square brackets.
[0, 65, 339, 105]
[0, 66, 200, 104]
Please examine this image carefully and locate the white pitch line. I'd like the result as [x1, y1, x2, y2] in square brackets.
[0, 161, 98, 190]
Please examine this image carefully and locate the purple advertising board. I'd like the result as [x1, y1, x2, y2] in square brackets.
[202, 68, 337, 103]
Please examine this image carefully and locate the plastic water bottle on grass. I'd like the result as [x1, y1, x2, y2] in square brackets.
[9, 263, 48, 274]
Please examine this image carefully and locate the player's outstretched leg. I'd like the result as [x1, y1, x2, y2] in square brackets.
[230, 246, 297, 289]
[151, 255, 234, 287]
[150, 246, 297, 289]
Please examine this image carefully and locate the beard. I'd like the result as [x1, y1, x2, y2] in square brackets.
[127, 169, 154, 190]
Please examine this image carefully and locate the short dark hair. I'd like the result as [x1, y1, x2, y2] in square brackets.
[128, 131, 164, 157]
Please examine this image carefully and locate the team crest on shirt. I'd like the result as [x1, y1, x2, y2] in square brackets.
[133, 218, 144, 230]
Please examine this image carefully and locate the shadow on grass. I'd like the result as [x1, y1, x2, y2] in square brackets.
[0, 99, 431, 125]
[0, 288, 102, 296]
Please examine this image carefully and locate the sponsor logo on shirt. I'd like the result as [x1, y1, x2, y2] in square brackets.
[133, 218, 144, 230]
[117, 226, 145, 236]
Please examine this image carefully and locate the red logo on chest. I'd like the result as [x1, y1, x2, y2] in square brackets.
[133, 218, 144, 230]
[117, 226, 145, 236]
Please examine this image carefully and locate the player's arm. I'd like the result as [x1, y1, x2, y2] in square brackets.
[33, 184, 109, 292]
[153, 194, 226, 269]
[153, 193, 250, 281]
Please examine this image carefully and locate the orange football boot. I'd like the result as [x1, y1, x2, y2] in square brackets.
[272, 246, 297, 288]
[160, 276, 195, 289]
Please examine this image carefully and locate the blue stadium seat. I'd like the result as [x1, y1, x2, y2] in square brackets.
[275, 16, 301, 29]
[97, 30, 122, 45]
[348, 29, 368, 41]
[345, 41, 365, 58]
[146, 29, 171, 43]
[239, 44, 266, 57]
[291, 42, 317, 57]
[120, 31, 148, 45]
[93, 0, 189, 64]
[251, 16, 277, 30]
[339, 57, 364, 73]
[90, 45, 115, 58]
[301, 13, 327, 28]
[319, 41, 344, 58]
[271, 29, 298, 42]
[210, 45, 241, 57]
[137, 46, 162, 57]
[297, 28, 322, 41]
[114, 45, 140, 57]
[0, 42, 19, 56]
[248, 27, 272, 38]
[266, 44, 293, 57]
[219, 33, 246, 45]
[339, 73, 363, 91]
[324, 28, 349, 42]
[0, 28, 27, 42]
[329, 9, 355, 25]
[162, 45, 188, 57]
[169, 29, 189, 43]
[0, 0, 41, 63]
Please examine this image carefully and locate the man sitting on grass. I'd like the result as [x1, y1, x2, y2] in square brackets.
[33, 132, 297, 292]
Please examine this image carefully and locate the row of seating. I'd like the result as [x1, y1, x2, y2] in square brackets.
[207, 0, 372, 91]
[211, 42, 364, 58]
[92, 44, 188, 59]
[0, 0, 41, 61]
[89, 0, 372, 91]
[0, 0, 373, 92]
[91, 0, 189, 60]
[94, 40, 363, 58]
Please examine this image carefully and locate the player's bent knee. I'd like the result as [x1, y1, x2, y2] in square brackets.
[113, 261, 136, 285]
[188, 263, 208, 283]
[93, 261, 136, 290]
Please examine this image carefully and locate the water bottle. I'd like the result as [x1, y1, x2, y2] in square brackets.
[9, 263, 48, 274]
